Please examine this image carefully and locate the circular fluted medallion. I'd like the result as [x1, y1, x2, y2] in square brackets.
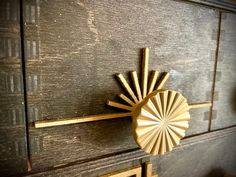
[132, 89, 190, 155]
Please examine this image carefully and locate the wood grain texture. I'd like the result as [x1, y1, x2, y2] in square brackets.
[23, 0, 218, 170]
[25, 126, 236, 177]
[211, 13, 236, 130]
[181, 0, 236, 12]
[151, 127, 236, 177]
[0, 0, 28, 176]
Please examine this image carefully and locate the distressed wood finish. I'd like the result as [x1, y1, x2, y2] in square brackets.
[23, 0, 218, 169]
[211, 13, 236, 130]
[182, 0, 236, 12]
[151, 127, 236, 177]
[34, 48, 211, 132]
[25, 126, 236, 177]
[0, 0, 28, 176]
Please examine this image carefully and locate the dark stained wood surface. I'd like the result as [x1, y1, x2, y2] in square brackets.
[1, 0, 236, 176]
[211, 13, 236, 130]
[181, 0, 236, 12]
[0, 0, 28, 176]
[25, 126, 236, 177]
[151, 126, 236, 177]
[23, 0, 218, 170]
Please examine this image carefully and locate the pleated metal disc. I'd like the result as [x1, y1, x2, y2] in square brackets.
[132, 90, 190, 155]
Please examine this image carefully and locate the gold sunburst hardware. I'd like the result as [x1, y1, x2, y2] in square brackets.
[34, 48, 211, 155]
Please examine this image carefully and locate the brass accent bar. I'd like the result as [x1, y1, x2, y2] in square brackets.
[101, 166, 142, 177]
[189, 102, 212, 109]
[118, 93, 135, 106]
[142, 48, 149, 98]
[145, 162, 158, 177]
[35, 112, 132, 128]
[145, 162, 152, 177]
[107, 100, 133, 111]
[155, 72, 169, 90]
[148, 71, 159, 94]
[130, 71, 142, 101]
[117, 73, 139, 103]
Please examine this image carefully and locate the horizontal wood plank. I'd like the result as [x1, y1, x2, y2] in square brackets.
[25, 126, 236, 176]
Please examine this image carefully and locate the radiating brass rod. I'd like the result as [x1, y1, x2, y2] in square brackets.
[156, 72, 169, 90]
[189, 102, 212, 109]
[35, 112, 132, 128]
[116, 73, 139, 103]
[131, 71, 142, 101]
[142, 48, 149, 98]
[107, 100, 133, 111]
[148, 71, 159, 94]
[118, 93, 135, 106]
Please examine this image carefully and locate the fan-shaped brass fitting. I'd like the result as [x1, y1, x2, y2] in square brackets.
[132, 89, 190, 155]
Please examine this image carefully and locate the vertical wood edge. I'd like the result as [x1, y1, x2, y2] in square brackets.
[208, 11, 222, 131]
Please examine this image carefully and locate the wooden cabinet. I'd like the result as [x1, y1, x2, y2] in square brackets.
[0, 0, 236, 176]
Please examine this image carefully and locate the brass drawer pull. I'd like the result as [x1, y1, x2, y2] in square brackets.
[35, 48, 211, 155]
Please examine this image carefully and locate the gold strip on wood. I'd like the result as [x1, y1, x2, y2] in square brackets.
[148, 71, 159, 94]
[100, 166, 141, 177]
[189, 102, 212, 109]
[142, 48, 149, 98]
[155, 72, 169, 90]
[145, 162, 158, 177]
[131, 71, 142, 101]
[117, 73, 139, 103]
[118, 93, 135, 106]
[35, 112, 132, 128]
[107, 100, 133, 111]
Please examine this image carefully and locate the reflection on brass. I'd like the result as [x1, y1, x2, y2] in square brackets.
[34, 48, 212, 155]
